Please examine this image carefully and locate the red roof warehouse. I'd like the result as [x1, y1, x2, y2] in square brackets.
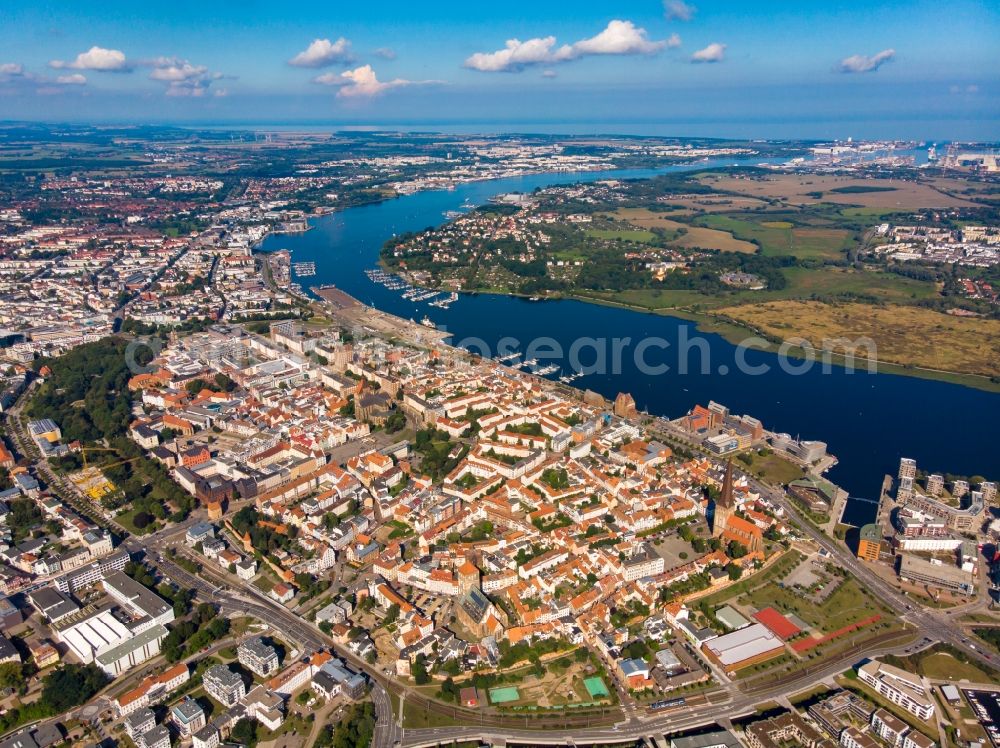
[752, 607, 801, 640]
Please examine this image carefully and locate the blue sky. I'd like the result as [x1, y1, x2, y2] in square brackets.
[0, 0, 996, 138]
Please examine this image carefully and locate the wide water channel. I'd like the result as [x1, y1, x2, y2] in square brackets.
[259, 159, 1000, 518]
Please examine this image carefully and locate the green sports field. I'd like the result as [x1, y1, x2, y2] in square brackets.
[489, 686, 521, 704]
[583, 677, 610, 698]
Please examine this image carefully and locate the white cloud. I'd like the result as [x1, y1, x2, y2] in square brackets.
[289, 38, 354, 68]
[950, 83, 979, 94]
[50, 46, 130, 71]
[0, 63, 29, 87]
[465, 36, 561, 72]
[313, 64, 437, 99]
[570, 20, 668, 57]
[55, 73, 87, 85]
[465, 20, 669, 73]
[0, 62, 88, 90]
[144, 57, 226, 96]
[541, 69, 557, 78]
[838, 49, 895, 74]
[148, 60, 208, 82]
[374, 47, 397, 60]
[664, 0, 696, 21]
[0, 61, 94, 94]
[691, 42, 726, 63]
[337, 66, 399, 97]
[666, 33, 682, 49]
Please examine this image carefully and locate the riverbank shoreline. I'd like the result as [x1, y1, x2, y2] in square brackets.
[258, 162, 1000, 499]
[568, 293, 1000, 394]
[377, 271, 1000, 394]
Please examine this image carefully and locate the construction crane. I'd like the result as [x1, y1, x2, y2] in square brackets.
[78, 446, 143, 471]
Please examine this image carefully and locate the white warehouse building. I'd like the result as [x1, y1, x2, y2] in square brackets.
[55, 608, 169, 677]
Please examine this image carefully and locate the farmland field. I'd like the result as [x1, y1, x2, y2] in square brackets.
[610, 208, 758, 253]
[577, 267, 937, 313]
[715, 300, 1000, 377]
[698, 173, 980, 209]
[696, 214, 854, 260]
[585, 227, 657, 243]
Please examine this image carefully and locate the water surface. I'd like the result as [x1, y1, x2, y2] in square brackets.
[259, 162, 999, 503]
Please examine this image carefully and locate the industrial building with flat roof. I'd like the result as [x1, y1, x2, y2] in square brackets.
[102, 571, 175, 627]
[669, 730, 742, 748]
[714, 605, 750, 631]
[700, 622, 785, 674]
[27, 587, 78, 623]
[898, 554, 975, 595]
[94, 622, 169, 676]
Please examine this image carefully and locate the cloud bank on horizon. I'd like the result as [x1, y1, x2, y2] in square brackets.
[1, 0, 994, 115]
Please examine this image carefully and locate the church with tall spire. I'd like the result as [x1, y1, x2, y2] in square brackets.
[712, 459, 736, 537]
[711, 459, 765, 556]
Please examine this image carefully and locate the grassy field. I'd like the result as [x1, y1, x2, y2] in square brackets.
[700, 173, 980, 210]
[621, 195, 770, 214]
[252, 570, 278, 594]
[486, 657, 607, 709]
[609, 207, 689, 229]
[771, 267, 939, 301]
[715, 300, 1000, 378]
[739, 575, 885, 634]
[789, 685, 837, 706]
[575, 267, 936, 313]
[610, 208, 758, 253]
[918, 652, 993, 682]
[695, 550, 803, 608]
[740, 451, 808, 486]
[884, 644, 1000, 682]
[585, 227, 657, 243]
[116, 506, 161, 535]
[696, 214, 854, 260]
[670, 225, 758, 253]
[402, 699, 466, 729]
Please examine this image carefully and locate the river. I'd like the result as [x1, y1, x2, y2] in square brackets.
[258, 160, 1000, 519]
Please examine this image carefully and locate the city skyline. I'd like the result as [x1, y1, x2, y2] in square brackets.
[0, 0, 997, 138]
